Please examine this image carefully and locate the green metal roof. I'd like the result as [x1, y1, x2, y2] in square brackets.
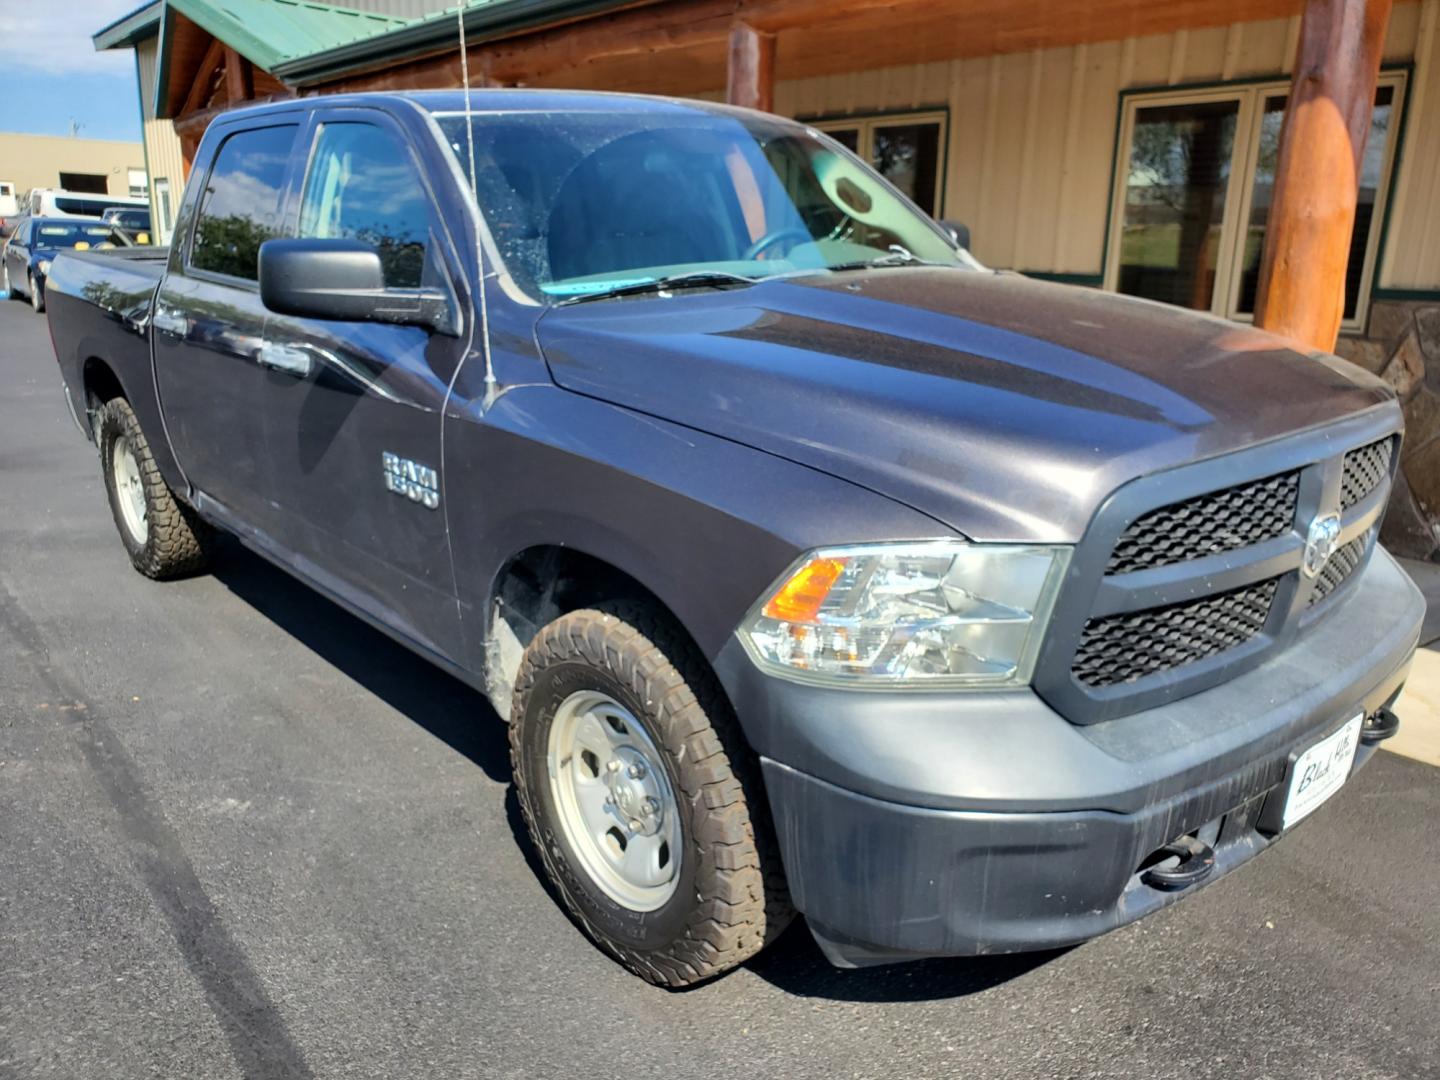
[272, 0, 635, 85]
[165, 0, 415, 72]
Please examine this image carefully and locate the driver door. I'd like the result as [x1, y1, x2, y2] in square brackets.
[255, 108, 470, 663]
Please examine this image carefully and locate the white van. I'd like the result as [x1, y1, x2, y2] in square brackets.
[27, 189, 149, 219]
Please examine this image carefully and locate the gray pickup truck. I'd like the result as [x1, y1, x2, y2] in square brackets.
[46, 90, 1423, 986]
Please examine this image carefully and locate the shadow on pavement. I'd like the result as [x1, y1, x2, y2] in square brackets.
[741, 923, 1066, 1003]
[209, 537, 513, 785]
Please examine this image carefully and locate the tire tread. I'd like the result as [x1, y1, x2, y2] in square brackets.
[510, 604, 793, 986]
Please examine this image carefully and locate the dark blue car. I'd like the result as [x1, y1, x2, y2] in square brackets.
[3, 216, 133, 313]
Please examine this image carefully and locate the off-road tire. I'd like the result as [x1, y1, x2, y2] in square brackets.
[28, 274, 43, 313]
[510, 605, 793, 987]
[98, 397, 211, 579]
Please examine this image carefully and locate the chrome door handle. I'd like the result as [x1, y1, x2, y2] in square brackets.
[257, 342, 314, 378]
[151, 308, 186, 335]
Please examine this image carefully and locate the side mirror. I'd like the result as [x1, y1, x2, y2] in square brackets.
[939, 218, 971, 251]
[258, 238, 456, 335]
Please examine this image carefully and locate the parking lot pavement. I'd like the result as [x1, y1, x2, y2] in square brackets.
[2, 296, 1438, 1080]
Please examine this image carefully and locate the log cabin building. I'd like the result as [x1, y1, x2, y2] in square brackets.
[95, 0, 1440, 558]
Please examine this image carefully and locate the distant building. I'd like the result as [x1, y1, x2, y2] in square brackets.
[0, 131, 146, 211]
[93, 0, 1440, 559]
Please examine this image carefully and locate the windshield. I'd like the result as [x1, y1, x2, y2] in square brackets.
[33, 221, 131, 250]
[435, 108, 975, 299]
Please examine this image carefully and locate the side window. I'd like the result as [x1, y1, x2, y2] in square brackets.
[298, 122, 429, 288]
[190, 124, 297, 281]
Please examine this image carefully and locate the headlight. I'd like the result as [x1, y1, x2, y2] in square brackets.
[37, 259, 51, 276]
[738, 540, 1070, 687]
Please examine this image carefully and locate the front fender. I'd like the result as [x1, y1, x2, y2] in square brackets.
[444, 384, 953, 668]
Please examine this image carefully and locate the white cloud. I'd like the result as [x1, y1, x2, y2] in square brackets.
[0, 0, 146, 74]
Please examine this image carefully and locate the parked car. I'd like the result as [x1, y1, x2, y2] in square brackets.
[44, 91, 1424, 986]
[5, 216, 134, 312]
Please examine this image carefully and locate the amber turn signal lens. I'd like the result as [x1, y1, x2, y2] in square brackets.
[763, 557, 846, 622]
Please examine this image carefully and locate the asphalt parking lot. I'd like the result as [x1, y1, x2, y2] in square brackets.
[1, 297, 1438, 1080]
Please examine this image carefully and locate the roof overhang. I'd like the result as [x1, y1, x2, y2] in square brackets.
[93, 1, 164, 50]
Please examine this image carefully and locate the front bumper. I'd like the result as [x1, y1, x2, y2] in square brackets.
[715, 547, 1424, 967]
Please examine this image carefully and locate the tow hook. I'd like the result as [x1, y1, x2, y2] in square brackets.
[1360, 707, 1400, 745]
[1141, 835, 1216, 891]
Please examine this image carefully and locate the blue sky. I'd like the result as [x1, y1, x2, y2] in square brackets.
[0, 1, 145, 143]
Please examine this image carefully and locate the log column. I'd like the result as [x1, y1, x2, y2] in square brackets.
[1254, 0, 1392, 350]
[726, 22, 775, 112]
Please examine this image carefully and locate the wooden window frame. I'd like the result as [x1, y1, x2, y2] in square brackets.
[809, 110, 949, 217]
[1103, 71, 1408, 334]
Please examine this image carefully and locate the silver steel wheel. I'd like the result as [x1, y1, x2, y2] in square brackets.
[111, 434, 149, 546]
[546, 690, 682, 911]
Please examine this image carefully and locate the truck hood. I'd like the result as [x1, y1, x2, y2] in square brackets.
[535, 268, 1393, 542]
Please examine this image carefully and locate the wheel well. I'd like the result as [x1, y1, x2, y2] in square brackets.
[83, 357, 125, 409]
[492, 545, 685, 648]
[484, 545, 700, 719]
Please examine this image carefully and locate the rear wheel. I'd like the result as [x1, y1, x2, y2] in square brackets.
[97, 397, 211, 579]
[510, 606, 792, 986]
[28, 273, 43, 313]
[3, 262, 17, 299]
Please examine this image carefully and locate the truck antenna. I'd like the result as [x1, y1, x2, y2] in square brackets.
[456, 2, 498, 410]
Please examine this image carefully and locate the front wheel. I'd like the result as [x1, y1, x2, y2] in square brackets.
[510, 607, 792, 986]
[97, 397, 211, 579]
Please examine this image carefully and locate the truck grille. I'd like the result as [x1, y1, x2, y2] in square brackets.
[1106, 472, 1299, 574]
[1072, 578, 1279, 688]
[1036, 420, 1400, 723]
[1308, 532, 1370, 606]
[1341, 438, 1393, 510]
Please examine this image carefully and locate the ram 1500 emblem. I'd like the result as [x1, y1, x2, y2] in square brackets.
[382, 452, 440, 510]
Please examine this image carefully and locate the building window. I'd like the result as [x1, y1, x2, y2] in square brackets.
[1105, 73, 1406, 330]
[809, 111, 946, 218]
[128, 168, 148, 198]
[153, 178, 173, 244]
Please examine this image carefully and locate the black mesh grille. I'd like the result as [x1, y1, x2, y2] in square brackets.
[1341, 439, 1393, 511]
[1106, 472, 1299, 574]
[1308, 533, 1369, 606]
[1072, 578, 1279, 688]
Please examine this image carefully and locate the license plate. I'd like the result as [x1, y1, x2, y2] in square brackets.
[1282, 714, 1363, 829]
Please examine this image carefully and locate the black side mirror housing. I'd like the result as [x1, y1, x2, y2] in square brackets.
[258, 238, 456, 335]
[939, 219, 971, 251]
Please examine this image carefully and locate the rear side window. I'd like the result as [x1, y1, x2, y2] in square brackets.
[297, 122, 429, 288]
[190, 124, 297, 281]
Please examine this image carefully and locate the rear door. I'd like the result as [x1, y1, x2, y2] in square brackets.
[152, 119, 301, 532]
[255, 106, 470, 662]
[7, 219, 32, 291]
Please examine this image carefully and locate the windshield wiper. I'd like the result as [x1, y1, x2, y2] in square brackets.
[825, 247, 950, 274]
[555, 270, 759, 306]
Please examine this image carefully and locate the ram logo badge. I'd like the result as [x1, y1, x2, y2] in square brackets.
[382, 452, 440, 510]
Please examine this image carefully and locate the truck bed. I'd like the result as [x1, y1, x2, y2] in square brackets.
[45, 246, 168, 446]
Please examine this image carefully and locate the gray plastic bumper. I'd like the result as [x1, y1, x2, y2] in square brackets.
[715, 548, 1423, 967]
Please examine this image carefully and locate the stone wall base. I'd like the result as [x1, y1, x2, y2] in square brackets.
[1334, 299, 1440, 561]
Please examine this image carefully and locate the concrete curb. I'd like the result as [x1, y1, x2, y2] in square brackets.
[1391, 557, 1440, 767]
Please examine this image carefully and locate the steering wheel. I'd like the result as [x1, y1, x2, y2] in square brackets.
[743, 226, 813, 261]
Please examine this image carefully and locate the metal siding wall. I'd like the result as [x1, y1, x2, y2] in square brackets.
[1381, 0, 1440, 290]
[136, 37, 187, 244]
[766, 9, 1432, 284]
